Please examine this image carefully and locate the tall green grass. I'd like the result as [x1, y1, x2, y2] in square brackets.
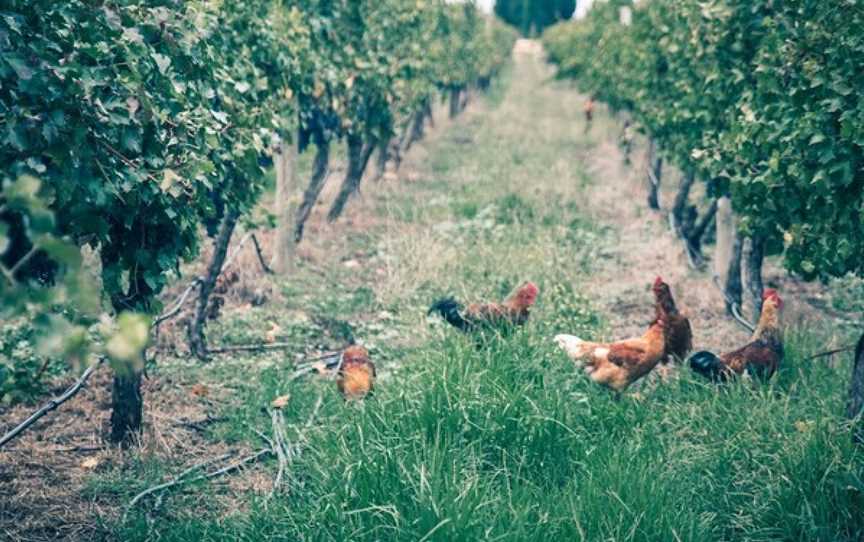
[118, 324, 863, 541]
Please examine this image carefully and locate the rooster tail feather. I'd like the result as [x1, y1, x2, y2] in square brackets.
[555, 334, 589, 360]
[688, 351, 727, 382]
[429, 297, 469, 331]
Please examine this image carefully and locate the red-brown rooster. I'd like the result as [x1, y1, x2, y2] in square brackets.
[652, 276, 692, 363]
[336, 345, 376, 400]
[688, 289, 784, 382]
[555, 317, 667, 393]
[428, 281, 539, 333]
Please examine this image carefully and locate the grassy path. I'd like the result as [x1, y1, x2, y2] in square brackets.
[3, 45, 861, 542]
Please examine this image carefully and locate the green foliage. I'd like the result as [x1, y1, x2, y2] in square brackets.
[831, 275, 864, 314]
[190, 0, 308, 221]
[0, 319, 51, 404]
[494, 0, 575, 36]
[0, 0, 306, 401]
[2, 2, 218, 309]
[0, 175, 150, 400]
[1, 0, 515, 311]
[295, 0, 517, 151]
[431, 4, 518, 92]
[723, 2, 864, 280]
[543, 0, 864, 281]
[0, 175, 96, 376]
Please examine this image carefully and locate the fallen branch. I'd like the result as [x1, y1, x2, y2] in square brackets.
[807, 345, 856, 361]
[125, 448, 271, 518]
[129, 394, 323, 514]
[206, 342, 297, 355]
[270, 409, 289, 496]
[126, 450, 242, 516]
[0, 358, 107, 449]
[299, 350, 342, 364]
[291, 353, 343, 380]
[48, 444, 106, 453]
[171, 415, 228, 433]
[266, 394, 322, 497]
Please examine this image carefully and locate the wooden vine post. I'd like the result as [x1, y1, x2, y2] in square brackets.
[271, 135, 300, 274]
[714, 197, 735, 284]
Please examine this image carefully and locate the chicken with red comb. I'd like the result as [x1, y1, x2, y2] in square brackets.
[336, 345, 376, 400]
[428, 281, 539, 334]
[688, 289, 784, 382]
[652, 277, 693, 363]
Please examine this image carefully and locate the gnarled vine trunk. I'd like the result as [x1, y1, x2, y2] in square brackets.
[189, 208, 240, 361]
[671, 172, 696, 237]
[646, 139, 662, 210]
[745, 235, 765, 321]
[724, 231, 744, 317]
[374, 135, 402, 181]
[403, 107, 426, 154]
[424, 98, 435, 128]
[327, 133, 377, 222]
[294, 141, 330, 243]
[687, 198, 718, 254]
[373, 137, 389, 182]
[101, 240, 154, 447]
[460, 87, 470, 111]
[449, 87, 462, 118]
[110, 370, 143, 446]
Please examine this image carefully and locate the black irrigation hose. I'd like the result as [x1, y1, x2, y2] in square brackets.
[712, 276, 756, 334]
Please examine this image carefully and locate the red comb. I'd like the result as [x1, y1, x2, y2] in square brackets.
[762, 288, 779, 300]
[653, 276, 664, 287]
[521, 282, 539, 294]
[343, 345, 369, 359]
